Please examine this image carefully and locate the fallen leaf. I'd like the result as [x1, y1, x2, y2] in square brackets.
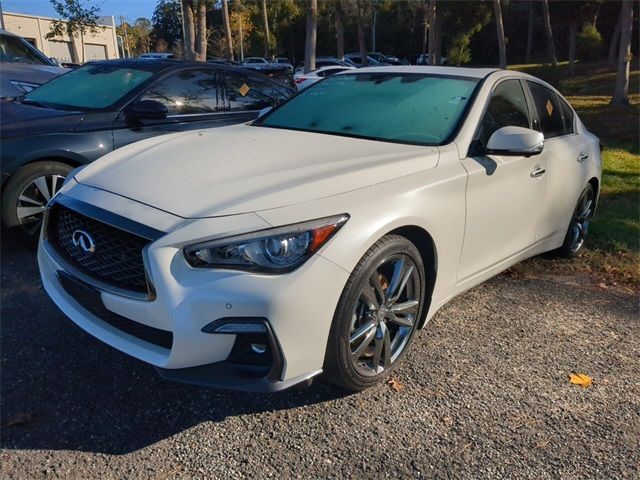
[596, 282, 608, 290]
[387, 377, 404, 392]
[7, 412, 34, 427]
[569, 373, 592, 388]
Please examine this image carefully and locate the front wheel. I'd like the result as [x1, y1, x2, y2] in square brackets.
[324, 235, 426, 391]
[1, 161, 73, 237]
[557, 183, 596, 258]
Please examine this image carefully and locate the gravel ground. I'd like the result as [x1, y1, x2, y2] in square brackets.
[1, 231, 639, 479]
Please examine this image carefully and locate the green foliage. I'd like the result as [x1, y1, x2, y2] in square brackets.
[577, 24, 603, 62]
[45, 0, 103, 40]
[117, 18, 153, 57]
[447, 35, 472, 65]
[152, 0, 183, 50]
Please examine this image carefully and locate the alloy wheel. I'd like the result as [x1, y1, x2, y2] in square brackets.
[16, 174, 65, 236]
[349, 254, 421, 376]
[568, 186, 595, 254]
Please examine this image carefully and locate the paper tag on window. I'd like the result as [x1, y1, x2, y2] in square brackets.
[239, 83, 250, 97]
[546, 99, 553, 116]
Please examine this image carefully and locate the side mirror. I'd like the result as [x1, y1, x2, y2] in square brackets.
[129, 100, 168, 120]
[258, 106, 272, 119]
[486, 126, 544, 156]
[50, 57, 61, 67]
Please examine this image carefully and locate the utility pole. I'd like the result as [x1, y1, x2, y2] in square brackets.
[120, 16, 131, 58]
[179, 0, 187, 53]
[239, 16, 244, 60]
[0, 0, 5, 30]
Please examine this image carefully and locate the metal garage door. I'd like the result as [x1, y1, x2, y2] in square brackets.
[85, 43, 107, 60]
[48, 40, 74, 63]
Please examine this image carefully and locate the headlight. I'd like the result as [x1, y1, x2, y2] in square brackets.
[10, 80, 41, 94]
[184, 214, 349, 273]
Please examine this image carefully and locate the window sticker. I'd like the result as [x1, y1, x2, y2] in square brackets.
[546, 99, 553, 116]
[239, 83, 250, 97]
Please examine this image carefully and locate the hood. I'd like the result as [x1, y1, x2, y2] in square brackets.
[76, 124, 439, 219]
[0, 100, 85, 139]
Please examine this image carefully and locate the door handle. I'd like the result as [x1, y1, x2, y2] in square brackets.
[577, 152, 589, 162]
[530, 166, 546, 178]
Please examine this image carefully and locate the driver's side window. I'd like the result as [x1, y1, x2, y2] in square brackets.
[476, 79, 531, 147]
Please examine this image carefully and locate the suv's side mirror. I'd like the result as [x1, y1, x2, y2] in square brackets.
[486, 126, 544, 156]
[257, 106, 272, 119]
[130, 100, 168, 120]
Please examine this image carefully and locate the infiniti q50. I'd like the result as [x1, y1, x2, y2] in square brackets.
[38, 67, 601, 392]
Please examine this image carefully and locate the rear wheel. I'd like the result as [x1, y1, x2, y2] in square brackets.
[324, 235, 426, 391]
[557, 183, 595, 258]
[1, 161, 73, 236]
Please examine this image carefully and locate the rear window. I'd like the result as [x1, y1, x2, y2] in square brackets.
[258, 72, 479, 145]
[527, 81, 571, 138]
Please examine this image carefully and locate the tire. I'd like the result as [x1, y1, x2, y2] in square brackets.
[324, 234, 427, 391]
[556, 183, 596, 258]
[1, 161, 73, 236]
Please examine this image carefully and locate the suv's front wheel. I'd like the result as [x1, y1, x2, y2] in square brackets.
[1, 161, 73, 236]
[324, 234, 427, 391]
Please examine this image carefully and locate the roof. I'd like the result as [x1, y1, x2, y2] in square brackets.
[353, 65, 499, 78]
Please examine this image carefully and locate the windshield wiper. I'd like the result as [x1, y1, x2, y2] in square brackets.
[20, 98, 52, 108]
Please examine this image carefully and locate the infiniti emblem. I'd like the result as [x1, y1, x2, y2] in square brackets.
[72, 230, 96, 254]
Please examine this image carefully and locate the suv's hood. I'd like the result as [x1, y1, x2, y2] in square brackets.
[0, 100, 85, 139]
[76, 124, 439, 218]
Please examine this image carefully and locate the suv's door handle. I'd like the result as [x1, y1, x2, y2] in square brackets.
[530, 166, 546, 178]
[577, 152, 589, 162]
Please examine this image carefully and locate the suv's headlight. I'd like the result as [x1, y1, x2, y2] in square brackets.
[184, 214, 349, 273]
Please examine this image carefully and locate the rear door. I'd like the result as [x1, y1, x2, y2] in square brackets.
[458, 78, 546, 281]
[525, 81, 589, 240]
[112, 68, 230, 149]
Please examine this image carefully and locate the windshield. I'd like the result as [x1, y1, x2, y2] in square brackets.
[0, 34, 51, 65]
[257, 72, 479, 145]
[23, 64, 154, 110]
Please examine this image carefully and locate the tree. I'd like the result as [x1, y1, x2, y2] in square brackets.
[427, 0, 436, 64]
[525, 0, 533, 64]
[540, 0, 557, 66]
[45, 0, 104, 63]
[607, 9, 621, 63]
[261, 0, 271, 57]
[222, 0, 234, 60]
[334, 1, 345, 59]
[117, 18, 152, 57]
[493, 0, 506, 69]
[304, 0, 318, 73]
[611, 0, 634, 106]
[181, 0, 208, 61]
[152, 0, 183, 51]
[355, 0, 368, 66]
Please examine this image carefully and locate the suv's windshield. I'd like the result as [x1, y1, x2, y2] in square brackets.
[0, 34, 51, 65]
[23, 64, 154, 110]
[257, 72, 479, 145]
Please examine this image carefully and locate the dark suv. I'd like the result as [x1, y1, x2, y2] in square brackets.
[0, 59, 295, 235]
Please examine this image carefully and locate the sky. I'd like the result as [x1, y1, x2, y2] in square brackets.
[2, 0, 158, 23]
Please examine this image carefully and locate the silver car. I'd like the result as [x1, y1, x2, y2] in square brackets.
[0, 30, 67, 98]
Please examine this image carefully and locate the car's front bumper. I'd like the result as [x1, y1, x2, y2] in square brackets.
[38, 187, 350, 392]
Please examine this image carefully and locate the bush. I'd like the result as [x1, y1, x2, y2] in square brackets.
[577, 24, 603, 62]
[447, 35, 472, 66]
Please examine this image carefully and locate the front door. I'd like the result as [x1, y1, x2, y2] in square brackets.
[458, 78, 546, 281]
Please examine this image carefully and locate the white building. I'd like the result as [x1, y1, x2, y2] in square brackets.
[2, 11, 119, 64]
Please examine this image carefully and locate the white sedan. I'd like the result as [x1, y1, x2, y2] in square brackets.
[293, 65, 356, 90]
[38, 66, 601, 392]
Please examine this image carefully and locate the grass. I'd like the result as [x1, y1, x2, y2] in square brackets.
[510, 61, 640, 287]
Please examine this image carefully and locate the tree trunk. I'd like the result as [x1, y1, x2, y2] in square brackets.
[568, 20, 577, 73]
[525, 0, 533, 64]
[434, 4, 443, 65]
[541, 0, 557, 67]
[335, 3, 345, 59]
[611, 0, 633, 106]
[608, 11, 621, 64]
[355, 0, 368, 66]
[428, 0, 436, 65]
[304, 0, 317, 73]
[494, 0, 507, 69]
[182, 0, 196, 60]
[196, 0, 207, 61]
[261, 0, 270, 58]
[222, 0, 234, 61]
[421, 1, 428, 59]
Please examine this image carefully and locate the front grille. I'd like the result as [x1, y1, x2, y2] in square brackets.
[48, 204, 151, 295]
[58, 272, 172, 350]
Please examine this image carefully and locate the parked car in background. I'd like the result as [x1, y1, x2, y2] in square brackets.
[138, 53, 175, 60]
[295, 57, 352, 72]
[414, 54, 449, 66]
[1, 60, 294, 235]
[208, 58, 240, 67]
[0, 30, 67, 97]
[343, 53, 391, 67]
[274, 57, 294, 73]
[366, 52, 402, 65]
[293, 65, 355, 90]
[38, 66, 601, 393]
[239, 57, 292, 85]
